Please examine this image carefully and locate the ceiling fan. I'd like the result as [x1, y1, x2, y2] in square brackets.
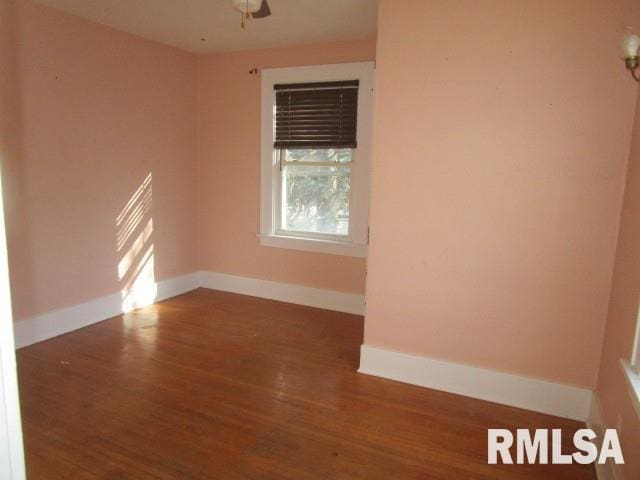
[231, 0, 271, 28]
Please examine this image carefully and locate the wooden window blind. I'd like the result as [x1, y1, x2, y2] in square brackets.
[274, 80, 359, 149]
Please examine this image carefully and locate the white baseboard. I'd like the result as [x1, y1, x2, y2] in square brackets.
[587, 393, 624, 480]
[14, 271, 364, 348]
[198, 271, 365, 315]
[13, 272, 200, 348]
[358, 345, 593, 422]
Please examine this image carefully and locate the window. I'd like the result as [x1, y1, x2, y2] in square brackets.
[260, 63, 374, 257]
[279, 148, 353, 237]
[632, 315, 640, 374]
[620, 304, 640, 418]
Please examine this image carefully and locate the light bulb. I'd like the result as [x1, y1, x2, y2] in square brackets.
[231, 0, 261, 14]
[621, 33, 640, 59]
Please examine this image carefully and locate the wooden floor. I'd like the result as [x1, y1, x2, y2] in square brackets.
[17, 288, 594, 479]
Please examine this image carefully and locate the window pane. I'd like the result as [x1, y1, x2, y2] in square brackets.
[284, 148, 352, 163]
[281, 164, 350, 236]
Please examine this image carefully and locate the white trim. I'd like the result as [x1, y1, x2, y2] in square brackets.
[0, 168, 25, 478]
[258, 234, 367, 257]
[199, 271, 365, 315]
[260, 62, 374, 257]
[14, 271, 364, 348]
[358, 345, 592, 421]
[587, 393, 624, 480]
[13, 272, 200, 349]
[630, 312, 640, 371]
[620, 359, 640, 419]
[154, 272, 200, 303]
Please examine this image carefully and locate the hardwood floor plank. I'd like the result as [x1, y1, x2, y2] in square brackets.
[17, 288, 595, 479]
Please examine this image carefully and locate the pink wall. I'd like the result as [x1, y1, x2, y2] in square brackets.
[6, 0, 640, 422]
[3, 0, 374, 323]
[365, 0, 639, 388]
[596, 91, 640, 479]
[197, 39, 375, 294]
[3, 0, 199, 320]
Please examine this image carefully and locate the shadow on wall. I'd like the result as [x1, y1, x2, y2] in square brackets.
[117, 172, 157, 312]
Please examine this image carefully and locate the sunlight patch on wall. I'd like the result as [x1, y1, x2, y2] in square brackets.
[121, 244, 156, 313]
[118, 218, 153, 280]
[117, 173, 157, 313]
[117, 173, 152, 252]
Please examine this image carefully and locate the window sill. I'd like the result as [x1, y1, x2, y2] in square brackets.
[620, 359, 640, 419]
[259, 234, 367, 258]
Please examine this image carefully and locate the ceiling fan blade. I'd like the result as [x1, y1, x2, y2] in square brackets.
[251, 0, 271, 18]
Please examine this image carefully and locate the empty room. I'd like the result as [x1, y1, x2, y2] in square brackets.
[1, 0, 640, 478]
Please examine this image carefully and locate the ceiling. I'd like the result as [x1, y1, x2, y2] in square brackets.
[32, 0, 378, 54]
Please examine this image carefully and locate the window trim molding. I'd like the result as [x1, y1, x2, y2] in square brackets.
[259, 62, 374, 258]
[620, 311, 640, 419]
[631, 308, 640, 372]
[258, 233, 367, 257]
[620, 359, 640, 419]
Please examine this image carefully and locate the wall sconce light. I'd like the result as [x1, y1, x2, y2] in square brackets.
[622, 31, 640, 81]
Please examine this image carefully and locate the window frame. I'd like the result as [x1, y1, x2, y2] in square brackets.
[632, 314, 640, 373]
[620, 302, 640, 419]
[260, 62, 374, 258]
